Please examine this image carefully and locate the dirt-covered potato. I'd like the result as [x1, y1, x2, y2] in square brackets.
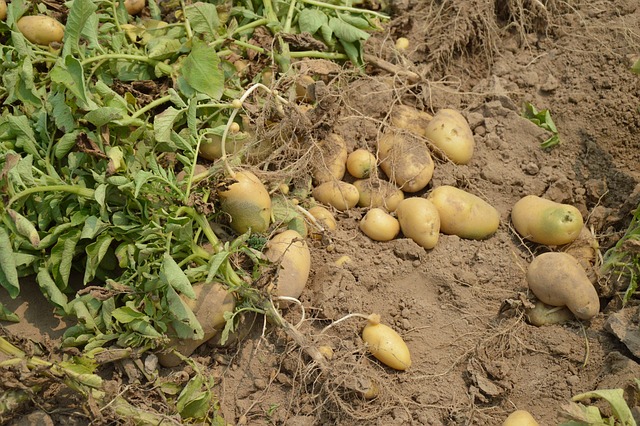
[427, 185, 500, 239]
[359, 208, 400, 242]
[346, 149, 377, 179]
[378, 131, 434, 193]
[312, 181, 359, 211]
[158, 282, 236, 367]
[265, 230, 311, 300]
[525, 300, 575, 327]
[311, 133, 348, 184]
[17, 16, 65, 45]
[511, 195, 583, 246]
[218, 171, 271, 234]
[353, 178, 405, 212]
[526, 252, 600, 320]
[390, 104, 433, 137]
[124, 0, 146, 15]
[395, 198, 440, 249]
[308, 205, 337, 231]
[423, 109, 475, 164]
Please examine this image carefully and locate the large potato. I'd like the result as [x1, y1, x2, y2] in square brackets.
[526, 252, 600, 320]
[424, 109, 475, 164]
[389, 104, 433, 137]
[353, 178, 404, 212]
[395, 198, 440, 249]
[511, 195, 583, 246]
[265, 230, 311, 300]
[427, 185, 499, 239]
[218, 171, 271, 234]
[378, 131, 434, 193]
[158, 282, 236, 367]
[17, 16, 65, 45]
[311, 133, 348, 184]
[312, 181, 359, 211]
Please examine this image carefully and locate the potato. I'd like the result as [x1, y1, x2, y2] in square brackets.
[359, 208, 400, 242]
[218, 171, 271, 234]
[390, 104, 433, 137]
[423, 109, 475, 164]
[311, 133, 348, 184]
[427, 185, 500, 239]
[158, 282, 235, 367]
[511, 195, 584, 246]
[378, 131, 434, 193]
[526, 252, 600, 320]
[199, 131, 252, 161]
[362, 314, 411, 370]
[525, 300, 575, 327]
[124, 0, 145, 15]
[395, 198, 440, 249]
[265, 230, 311, 300]
[395, 37, 410, 51]
[561, 226, 599, 284]
[308, 205, 337, 231]
[346, 149, 377, 179]
[502, 410, 540, 426]
[312, 181, 359, 211]
[17, 16, 65, 46]
[353, 179, 404, 212]
[0, 0, 6, 21]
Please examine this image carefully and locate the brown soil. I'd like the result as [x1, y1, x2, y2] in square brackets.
[3, 0, 640, 425]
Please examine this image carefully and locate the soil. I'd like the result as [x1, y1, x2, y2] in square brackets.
[2, 0, 640, 425]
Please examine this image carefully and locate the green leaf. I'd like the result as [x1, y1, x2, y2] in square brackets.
[83, 234, 114, 284]
[185, 2, 220, 37]
[298, 9, 327, 34]
[62, 0, 98, 57]
[54, 131, 81, 159]
[49, 90, 76, 132]
[180, 39, 224, 100]
[84, 107, 124, 127]
[572, 389, 636, 426]
[319, 23, 335, 48]
[112, 305, 145, 324]
[339, 39, 364, 68]
[329, 17, 370, 43]
[153, 106, 184, 144]
[6, 115, 42, 160]
[165, 285, 204, 340]
[0, 228, 20, 298]
[51, 56, 98, 111]
[37, 267, 69, 311]
[146, 37, 182, 60]
[51, 229, 81, 289]
[161, 253, 196, 299]
[0, 302, 19, 322]
[7, 209, 40, 247]
[80, 216, 110, 240]
[177, 375, 212, 419]
[206, 251, 229, 283]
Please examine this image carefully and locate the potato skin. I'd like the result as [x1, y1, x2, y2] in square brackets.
[346, 149, 377, 179]
[359, 208, 400, 242]
[124, 0, 146, 15]
[308, 206, 337, 231]
[395, 198, 440, 249]
[390, 104, 433, 137]
[353, 178, 404, 212]
[312, 181, 359, 211]
[424, 109, 475, 164]
[427, 185, 499, 239]
[218, 171, 271, 234]
[502, 410, 540, 426]
[265, 230, 311, 300]
[526, 252, 600, 320]
[512, 195, 583, 246]
[199, 132, 251, 161]
[378, 132, 434, 193]
[17, 16, 65, 46]
[311, 133, 348, 184]
[362, 320, 411, 370]
[0, 0, 6, 21]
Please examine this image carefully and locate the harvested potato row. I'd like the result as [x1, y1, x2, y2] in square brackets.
[17, 16, 65, 45]
[511, 195, 583, 246]
[311, 133, 348, 184]
[353, 178, 404, 212]
[378, 131, 434, 193]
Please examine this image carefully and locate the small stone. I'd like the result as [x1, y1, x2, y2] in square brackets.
[254, 378, 267, 390]
[566, 375, 581, 386]
[523, 162, 539, 175]
[412, 259, 421, 267]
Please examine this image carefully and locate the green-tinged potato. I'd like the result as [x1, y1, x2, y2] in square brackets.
[158, 282, 236, 367]
[347, 149, 377, 179]
[0, 0, 6, 21]
[265, 230, 311, 300]
[502, 410, 540, 426]
[311, 133, 348, 184]
[525, 300, 575, 326]
[424, 109, 475, 164]
[360, 208, 400, 242]
[526, 252, 600, 320]
[199, 131, 252, 161]
[362, 314, 411, 370]
[218, 171, 271, 234]
[17, 16, 65, 45]
[378, 131, 434, 193]
[312, 181, 359, 211]
[124, 0, 145, 14]
[511, 195, 584, 246]
[353, 179, 404, 212]
[427, 185, 500, 239]
[395, 198, 440, 249]
[308, 206, 337, 231]
[390, 104, 433, 137]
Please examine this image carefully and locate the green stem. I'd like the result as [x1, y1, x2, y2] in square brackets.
[283, 0, 297, 33]
[262, 0, 280, 26]
[130, 95, 172, 120]
[8, 185, 95, 208]
[81, 54, 159, 67]
[290, 51, 349, 60]
[298, 0, 389, 19]
[179, 0, 194, 39]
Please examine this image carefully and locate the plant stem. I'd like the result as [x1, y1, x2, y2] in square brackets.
[8, 185, 95, 208]
[130, 95, 173, 120]
[298, 0, 389, 19]
[81, 54, 159, 67]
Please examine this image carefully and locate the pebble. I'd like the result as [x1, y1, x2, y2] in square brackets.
[523, 162, 540, 175]
[254, 378, 267, 390]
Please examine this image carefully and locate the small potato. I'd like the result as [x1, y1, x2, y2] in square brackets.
[124, 0, 146, 15]
[360, 208, 400, 242]
[378, 131, 434, 193]
[311, 133, 348, 184]
[395, 198, 440, 249]
[427, 185, 500, 239]
[308, 205, 337, 231]
[424, 109, 475, 164]
[218, 171, 271, 234]
[17, 16, 65, 46]
[511, 195, 583, 246]
[526, 252, 600, 320]
[346, 149, 377, 179]
[502, 410, 540, 426]
[265, 230, 311, 300]
[525, 300, 575, 327]
[395, 37, 410, 51]
[353, 179, 404, 212]
[390, 104, 433, 137]
[362, 314, 411, 370]
[312, 181, 359, 211]
[0, 0, 6, 21]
